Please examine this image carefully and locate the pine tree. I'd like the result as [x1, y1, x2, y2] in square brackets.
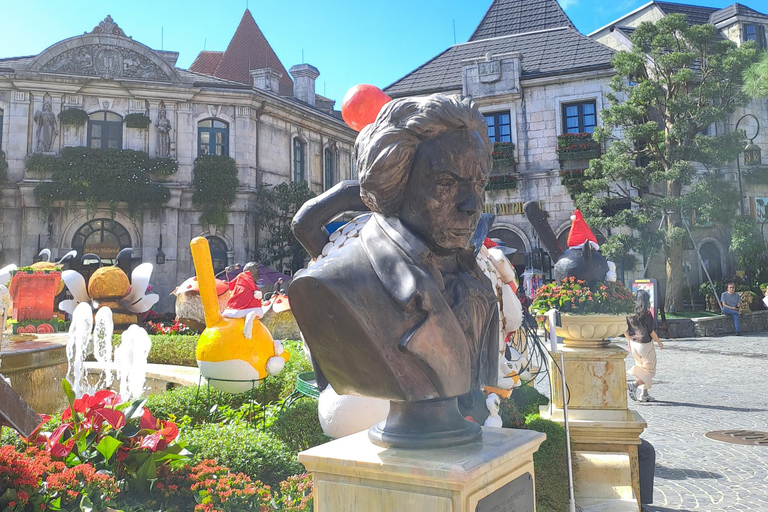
[577, 14, 758, 311]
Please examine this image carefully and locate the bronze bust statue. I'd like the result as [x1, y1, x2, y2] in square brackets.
[289, 94, 498, 448]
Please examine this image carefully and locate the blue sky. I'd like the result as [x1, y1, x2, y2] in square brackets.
[0, 0, 764, 104]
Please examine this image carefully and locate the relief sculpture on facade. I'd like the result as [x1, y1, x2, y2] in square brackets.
[40, 45, 170, 81]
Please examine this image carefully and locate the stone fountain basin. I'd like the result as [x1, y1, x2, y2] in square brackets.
[1, 334, 200, 414]
[83, 362, 200, 396]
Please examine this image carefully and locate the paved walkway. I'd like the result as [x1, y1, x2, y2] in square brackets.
[625, 333, 768, 512]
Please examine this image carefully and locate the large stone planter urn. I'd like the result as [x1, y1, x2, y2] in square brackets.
[555, 313, 627, 347]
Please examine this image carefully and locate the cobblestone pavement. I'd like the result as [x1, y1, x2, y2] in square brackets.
[624, 333, 768, 512]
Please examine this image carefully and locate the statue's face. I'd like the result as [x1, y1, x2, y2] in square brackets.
[398, 129, 490, 254]
[43, 102, 52, 112]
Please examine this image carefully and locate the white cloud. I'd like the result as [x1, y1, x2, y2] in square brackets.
[559, 0, 580, 9]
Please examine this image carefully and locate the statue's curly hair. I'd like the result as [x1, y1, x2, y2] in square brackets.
[355, 94, 492, 216]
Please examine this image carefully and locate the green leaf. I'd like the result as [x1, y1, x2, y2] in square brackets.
[95, 435, 122, 460]
[61, 379, 79, 426]
[79, 494, 93, 512]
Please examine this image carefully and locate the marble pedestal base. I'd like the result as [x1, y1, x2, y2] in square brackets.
[299, 427, 546, 512]
[541, 343, 646, 512]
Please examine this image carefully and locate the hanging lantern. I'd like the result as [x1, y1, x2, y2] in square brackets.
[743, 142, 762, 166]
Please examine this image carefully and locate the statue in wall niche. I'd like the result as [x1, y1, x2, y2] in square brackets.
[34, 99, 59, 153]
[289, 94, 498, 449]
[156, 104, 172, 158]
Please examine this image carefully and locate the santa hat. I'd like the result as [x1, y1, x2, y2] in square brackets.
[566, 210, 599, 249]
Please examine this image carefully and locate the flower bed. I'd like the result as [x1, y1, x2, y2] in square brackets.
[487, 173, 518, 191]
[530, 277, 634, 316]
[492, 142, 515, 170]
[556, 133, 601, 161]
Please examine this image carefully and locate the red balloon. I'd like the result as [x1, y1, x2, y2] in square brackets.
[341, 84, 391, 132]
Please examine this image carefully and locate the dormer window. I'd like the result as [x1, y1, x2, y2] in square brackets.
[744, 24, 766, 49]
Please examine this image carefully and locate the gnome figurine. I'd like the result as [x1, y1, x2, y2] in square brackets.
[553, 210, 610, 287]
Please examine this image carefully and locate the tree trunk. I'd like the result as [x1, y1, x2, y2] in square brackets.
[664, 180, 684, 313]
[665, 238, 684, 313]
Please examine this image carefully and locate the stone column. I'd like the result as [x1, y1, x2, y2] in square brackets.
[541, 343, 646, 512]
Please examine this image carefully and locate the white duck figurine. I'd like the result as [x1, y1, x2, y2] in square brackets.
[483, 393, 503, 428]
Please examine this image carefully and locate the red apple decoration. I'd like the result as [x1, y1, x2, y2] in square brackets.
[341, 84, 391, 132]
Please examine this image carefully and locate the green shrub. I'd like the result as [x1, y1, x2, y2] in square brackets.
[500, 383, 550, 428]
[0, 426, 20, 449]
[262, 341, 313, 403]
[525, 414, 570, 512]
[144, 384, 255, 424]
[270, 400, 328, 452]
[108, 334, 198, 367]
[179, 421, 304, 488]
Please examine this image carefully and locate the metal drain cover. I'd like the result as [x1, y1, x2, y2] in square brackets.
[705, 430, 768, 446]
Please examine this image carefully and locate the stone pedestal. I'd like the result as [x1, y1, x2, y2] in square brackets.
[0, 338, 68, 414]
[299, 428, 546, 512]
[541, 344, 645, 512]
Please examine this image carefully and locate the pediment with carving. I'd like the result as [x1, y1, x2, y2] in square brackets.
[40, 44, 169, 81]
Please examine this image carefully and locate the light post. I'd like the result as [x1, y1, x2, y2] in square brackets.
[735, 114, 762, 216]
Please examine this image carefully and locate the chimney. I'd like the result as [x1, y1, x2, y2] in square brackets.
[289, 64, 319, 106]
[250, 68, 282, 93]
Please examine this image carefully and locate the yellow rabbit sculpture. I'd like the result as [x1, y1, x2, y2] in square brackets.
[191, 237, 289, 393]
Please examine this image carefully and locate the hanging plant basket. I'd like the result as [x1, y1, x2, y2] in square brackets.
[57, 108, 88, 127]
[124, 113, 152, 129]
[487, 173, 518, 191]
[558, 149, 602, 161]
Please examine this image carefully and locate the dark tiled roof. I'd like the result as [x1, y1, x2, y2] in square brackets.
[710, 3, 768, 24]
[616, 26, 636, 37]
[190, 51, 223, 75]
[654, 2, 719, 25]
[190, 9, 293, 96]
[470, 0, 575, 41]
[385, 27, 615, 97]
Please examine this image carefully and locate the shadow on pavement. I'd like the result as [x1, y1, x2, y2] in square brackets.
[639, 400, 766, 413]
[655, 464, 723, 480]
[644, 507, 695, 512]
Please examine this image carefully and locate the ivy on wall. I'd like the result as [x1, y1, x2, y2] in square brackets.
[33, 147, 171, 220]
[192, 155, 239, 229]
[124, 113, 152, 129]
[25, 153, 57, 176]
[57, 108, 88, 126]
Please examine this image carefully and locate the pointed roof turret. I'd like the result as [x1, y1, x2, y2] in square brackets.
[190, 10, 293, 96]
[469, 0, 575, 41]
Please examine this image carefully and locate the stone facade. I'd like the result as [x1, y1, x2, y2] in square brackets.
[0, 16, 356, 312]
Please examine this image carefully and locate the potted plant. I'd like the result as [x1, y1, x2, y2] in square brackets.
[530, 277, 635, 347]
[556, 133, 602, 161]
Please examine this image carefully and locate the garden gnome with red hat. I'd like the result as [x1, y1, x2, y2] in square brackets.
[222, 262, 263, 338]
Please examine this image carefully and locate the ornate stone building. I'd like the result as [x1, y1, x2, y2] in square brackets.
[0, 12, 356, 311]
[386, 0, 768, 289]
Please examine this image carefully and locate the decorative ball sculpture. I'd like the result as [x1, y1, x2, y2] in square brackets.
[190, 237, 289, 393]
[341, 84, 391, 132]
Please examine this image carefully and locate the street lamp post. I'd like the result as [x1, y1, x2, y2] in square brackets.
[735, 114, 762, 216]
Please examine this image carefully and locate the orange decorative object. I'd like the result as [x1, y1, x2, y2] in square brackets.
[341, 84, 391, 132]
[9, 270, 61, 322]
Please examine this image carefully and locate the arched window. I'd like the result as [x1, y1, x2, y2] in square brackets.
[88, 111, 123, 149]
[324, 148, 335, 189]
[71, 218, 132, 260]
[293, 138, 305, 182]
[207, 236, 229, 275]
[699, 242, 723, 281]
[198, 119, 229, 156]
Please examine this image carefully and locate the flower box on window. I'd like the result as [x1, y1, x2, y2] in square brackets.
[557, 133, 601, 161]
[487, 173, 518, 191]
[492, 142, 516, 169]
